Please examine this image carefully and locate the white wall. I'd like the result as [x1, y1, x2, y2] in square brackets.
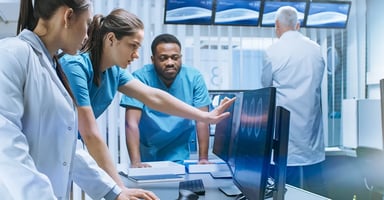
[366, 0, 384, 98]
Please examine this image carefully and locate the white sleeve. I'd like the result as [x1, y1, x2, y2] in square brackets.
[261, 51, 273, 87]
[0, 50, 57, 199]
[71, 140, 118, 200]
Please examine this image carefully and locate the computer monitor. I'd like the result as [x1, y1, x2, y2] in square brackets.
[305, 1, 351, 29]
[211, 90, 244, 174]
[213, 0, 262, 26]
[163, 0, 214, 25]
[260, 0, 307, 27]
[272, 106, 290, 200]
[379, 79, 384, 149]
[232, 87, 276, 200]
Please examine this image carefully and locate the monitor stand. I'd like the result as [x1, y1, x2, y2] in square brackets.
[235, 194, 247, 200]
[218, 185, 242, 197]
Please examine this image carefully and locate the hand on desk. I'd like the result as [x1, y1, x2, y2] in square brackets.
[198, 158, 212, 165]
[117, 188, 159, 200]
[130, 162, 152, 168]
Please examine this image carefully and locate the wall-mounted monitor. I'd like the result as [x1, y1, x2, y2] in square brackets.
[305, 1, 351, 29]
[260, 0, 307, 27]
[213, 0, 261, 26]
[164, 0, 214, 25]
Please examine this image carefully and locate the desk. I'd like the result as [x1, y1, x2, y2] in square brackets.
[121, 173, 331, 200]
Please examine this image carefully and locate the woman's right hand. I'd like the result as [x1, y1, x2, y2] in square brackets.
[205, 97, 236, 124]
[117, 188, 159, 200]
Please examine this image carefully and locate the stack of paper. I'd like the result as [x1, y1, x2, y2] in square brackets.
[184, 159, 229, 173]
[125, 161, 186, 176]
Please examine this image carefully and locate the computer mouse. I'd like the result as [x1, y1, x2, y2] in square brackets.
[177, 189, 199, 200]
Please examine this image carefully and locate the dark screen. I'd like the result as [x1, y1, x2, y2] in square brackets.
[232, 87, 276, 200]
[164, 0, 214, 25]
[272, 106, 290, 200]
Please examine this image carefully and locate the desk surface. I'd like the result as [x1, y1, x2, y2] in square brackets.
[121, 173, 331, 200]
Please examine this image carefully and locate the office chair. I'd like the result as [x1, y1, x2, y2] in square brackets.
[356, 146, 384, 199]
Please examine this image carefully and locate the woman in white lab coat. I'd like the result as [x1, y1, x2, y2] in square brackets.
[0, 0, 158, 199]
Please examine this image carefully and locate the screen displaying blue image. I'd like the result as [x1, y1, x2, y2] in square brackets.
[261, 1, 307, 27]
[213, 0, 261, 26]
[232, 87, 276, 200]
[164, 0, 214, 25]
[305, 1, 351, 28]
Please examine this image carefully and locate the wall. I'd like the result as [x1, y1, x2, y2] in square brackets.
[366, 0, 384, 98]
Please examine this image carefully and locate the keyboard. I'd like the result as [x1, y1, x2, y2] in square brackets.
[179, 179, 205, 195]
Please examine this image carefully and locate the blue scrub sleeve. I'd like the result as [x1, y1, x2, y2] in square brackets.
[192, 71, 211, 108]
[60, 56, 92, 106]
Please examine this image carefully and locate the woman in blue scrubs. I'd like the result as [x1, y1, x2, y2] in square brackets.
[60, 8, 235, 192]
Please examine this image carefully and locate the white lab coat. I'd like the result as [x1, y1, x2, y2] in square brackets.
[262, 31, 326, 166]
[0, 30, 116, 199]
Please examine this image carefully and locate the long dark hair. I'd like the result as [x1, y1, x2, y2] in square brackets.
[17, 0, 90, 103]
[17, 0, 90, 34]
[81, 8, 144, 86]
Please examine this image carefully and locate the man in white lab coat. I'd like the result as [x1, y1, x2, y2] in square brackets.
[261, 6, 327, 196]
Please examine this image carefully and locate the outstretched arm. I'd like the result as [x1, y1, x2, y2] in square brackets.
[195, 106, 211, 164]
[119, 79, 235, 124]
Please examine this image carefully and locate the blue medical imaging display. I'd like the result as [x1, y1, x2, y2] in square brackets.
[211, 90, 244, 175]
[213, 0, 261, 26]
[164, 0, 214, 25]
[232, 87, 276, 200]
[260, 0, 307, 27]
[305, 1, 351, 28]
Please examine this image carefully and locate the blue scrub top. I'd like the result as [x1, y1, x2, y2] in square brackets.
[120, 64, 211, 163]
[60, 53, 133, 118]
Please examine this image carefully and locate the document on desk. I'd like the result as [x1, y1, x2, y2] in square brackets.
[124, 161, 186, 176]
[128, 174, 185, 183]
[184, 159, 229, 173]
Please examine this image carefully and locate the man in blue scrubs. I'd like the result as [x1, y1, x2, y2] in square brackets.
[120, 34, 211, 167]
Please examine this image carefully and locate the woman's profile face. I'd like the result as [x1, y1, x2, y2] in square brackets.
[62, 8, 92, 55]
[112, 29, 144, 69]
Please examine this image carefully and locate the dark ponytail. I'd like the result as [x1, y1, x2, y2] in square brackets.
[17, 0, 90, 103]
[17, 0, 36, 34]
[81, 9, 144, 87]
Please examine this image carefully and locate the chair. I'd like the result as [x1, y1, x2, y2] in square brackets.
[356, 146, 384, 199]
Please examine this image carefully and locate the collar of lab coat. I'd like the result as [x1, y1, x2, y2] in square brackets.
[17, 29, 75, 106]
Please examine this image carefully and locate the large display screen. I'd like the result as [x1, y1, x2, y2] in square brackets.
[213, 0, 261, 26]
[260, 0, 307, 27]
[164, 0, 214, 25]
[305, 1, 351, 28]
[232, 87, 276, 200]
